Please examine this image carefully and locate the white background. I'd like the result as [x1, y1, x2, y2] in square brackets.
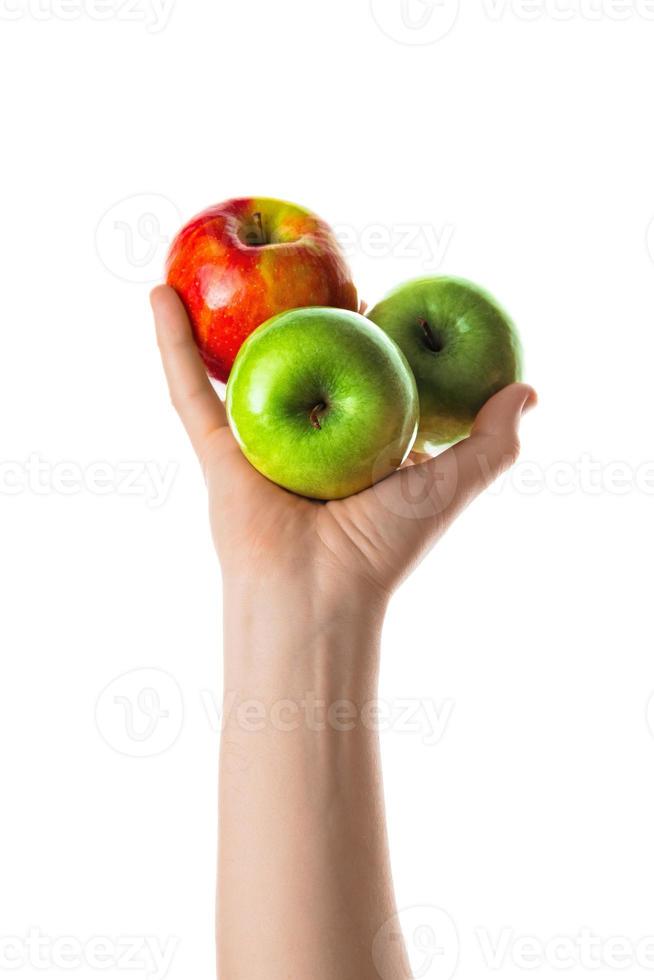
[2, 1, 654, 978]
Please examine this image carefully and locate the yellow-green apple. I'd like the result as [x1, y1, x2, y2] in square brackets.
[226, 308, 419, 500]
[367, 276, 522, 452]
[166, 197, 358, 382]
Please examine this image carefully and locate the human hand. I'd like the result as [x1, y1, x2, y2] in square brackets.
[152, 285, 536, 608]
[153, 284, 536, 979]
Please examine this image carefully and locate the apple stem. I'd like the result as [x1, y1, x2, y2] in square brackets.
[252, 211, 266, 245]
[310, 403, 326, 430]
[417, 317, 442, 353]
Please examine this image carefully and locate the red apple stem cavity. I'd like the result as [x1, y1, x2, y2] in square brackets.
[310, 403, 327, 430]
[417, 317, 442, 353]
[252, 211, 266, 246]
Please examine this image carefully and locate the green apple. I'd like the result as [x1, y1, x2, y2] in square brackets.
[367, 276, 523, 452]
[226, 307, 419, 500]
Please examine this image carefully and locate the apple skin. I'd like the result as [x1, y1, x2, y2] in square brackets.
[226, 307, 419, 500]
[367, 276, 522, 452]
[166, 197, 358, 382]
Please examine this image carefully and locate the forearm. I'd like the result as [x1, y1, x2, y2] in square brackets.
[151, 275, 534, 980]
[217, 577, 409, 979]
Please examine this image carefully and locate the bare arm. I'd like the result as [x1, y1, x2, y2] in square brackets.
[219, 583, 403, 978]
[151, 285, 535, 979]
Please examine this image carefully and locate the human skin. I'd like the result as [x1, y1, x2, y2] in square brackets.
[151, 285, 536, 980]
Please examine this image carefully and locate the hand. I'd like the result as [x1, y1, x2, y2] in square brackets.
[152, 285, 536, 606]
[152, 285, 536, 979]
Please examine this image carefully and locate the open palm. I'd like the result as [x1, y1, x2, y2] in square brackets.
[152, 286, 535, 600]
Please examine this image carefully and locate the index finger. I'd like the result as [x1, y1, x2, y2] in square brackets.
[151, 285, 227, 459]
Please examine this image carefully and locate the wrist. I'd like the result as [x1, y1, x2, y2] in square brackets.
[221, 573, 387, 699]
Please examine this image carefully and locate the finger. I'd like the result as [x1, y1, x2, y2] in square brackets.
[460, 381, 537, 473]
[374, 383, 536, 532]
[151, 285, 227, 459]
[424, 382, 536, 514]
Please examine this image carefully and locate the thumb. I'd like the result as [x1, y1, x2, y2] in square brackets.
[358, 382, 536, 582]
[440, 383, 537, 518]
[463, 382, 537, 482]
[371, 382, 537, 534]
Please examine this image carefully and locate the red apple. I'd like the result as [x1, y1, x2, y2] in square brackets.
[165, 197, 358, 382]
